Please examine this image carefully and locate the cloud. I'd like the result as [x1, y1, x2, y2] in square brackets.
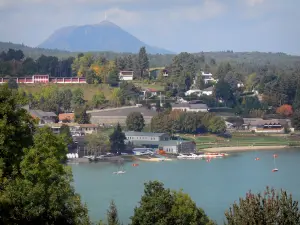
[244, 0, 266, 6]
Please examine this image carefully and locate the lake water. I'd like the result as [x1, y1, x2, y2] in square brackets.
[71, 149, 300, 224]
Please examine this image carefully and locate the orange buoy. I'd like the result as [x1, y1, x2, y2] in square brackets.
[255, 157, 260, 161]
[132, 163, 139, 167]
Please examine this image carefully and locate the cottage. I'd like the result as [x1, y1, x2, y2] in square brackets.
[201, 71, 217, 84]
[148, 67, 168, 79]
[28, 109, 57, 124]
[119, 71, 134, 81]
[58, 113, 74, 123]
[49, 123, 98, 136]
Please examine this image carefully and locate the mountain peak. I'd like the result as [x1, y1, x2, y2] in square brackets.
[38, 21, 173, 54]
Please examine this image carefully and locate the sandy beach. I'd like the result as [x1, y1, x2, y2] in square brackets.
[202, 145, 290, 152]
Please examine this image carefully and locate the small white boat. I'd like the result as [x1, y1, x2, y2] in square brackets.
[113, 170, 126, 174]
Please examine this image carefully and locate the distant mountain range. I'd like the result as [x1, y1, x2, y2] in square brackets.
[38, 20, 173, 54]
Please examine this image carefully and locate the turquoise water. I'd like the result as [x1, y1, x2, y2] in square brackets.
[71, 149, 300, 224]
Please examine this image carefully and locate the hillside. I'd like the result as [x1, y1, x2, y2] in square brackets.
[38, 20, 173, 54]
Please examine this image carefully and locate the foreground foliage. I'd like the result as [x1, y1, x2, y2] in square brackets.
[225, 186, 300, 225]
[131, 181, 215, 225]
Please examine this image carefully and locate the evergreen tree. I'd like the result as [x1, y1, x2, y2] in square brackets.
[293, 86, 300, 110]
[107, 200, 120, 225]
[137, 46, 149, 78]
[74, 107, 90, 124]
[109, 123, 126, 154]
[60, 124, 73, 145]
[125, 55, 133, 70]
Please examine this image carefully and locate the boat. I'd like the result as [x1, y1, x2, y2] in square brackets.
[113, 161, 126, 174]
[203, 152, 227, 158]
[177, 153, 205, 159]
[272, 154, 279, 172]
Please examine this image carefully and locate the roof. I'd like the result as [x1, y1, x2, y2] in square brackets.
[189, 104, 208, 109]
[59, 113, 74, 121]
[172, 103, 190, 108]
[29, 110, 56, 118]
[125, 131, 167, 137]
[90, 107, 158, 117]
[171, 103, 208, 109]
[243, 118, 291, 126]
[203, 86, 214, 92]
[128, 140, 194, 147]
[120, 71, 134, 76]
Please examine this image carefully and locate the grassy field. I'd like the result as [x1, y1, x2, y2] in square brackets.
[19, 83, 113, 101]
[132, 81, 165, 91]
[181, 133, 300, 150]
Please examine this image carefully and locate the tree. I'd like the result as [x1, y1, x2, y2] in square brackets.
[131, 181, 214, 225]
[107, 69, 119, 87]
[291, 111, 300, 130]
[0, 127, 90, 224]
[293, 86, 300, 110]
[207, 117, 226, 133]
[72, 88, 85, 107]
[92, 92, 106, 108]
[214, 80, 235, 106]
[74, 107, 90, 124]
[107, 200, 120, 225]
[0, 84, 35, 180]
[62, 89, 73, 112]
[111, 88, 123, 107]
[137, 46, 149, 78]
[109, 123, 126, 154]
[60, 124, 73, 145]
[126, 112, 145, 132]
[85, 133, 110, 155]
[225, 186, 300, 225]
[276, 104, 293, 117]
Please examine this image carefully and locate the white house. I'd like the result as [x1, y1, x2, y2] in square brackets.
[185, 89, 202, 96]
[202, 86, 213, 96]
[119, 71, 134, 81]
[201, 71, 217, 84]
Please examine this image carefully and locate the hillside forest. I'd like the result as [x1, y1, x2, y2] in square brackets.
[1, 43, 300, 127]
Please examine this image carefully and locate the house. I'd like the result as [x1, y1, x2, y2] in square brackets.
[242, 118, 292, 133]
[119, 71, 134, 81]
[171, 103, 208, 112]
[202, 86, 214, 96]
[128, 140, 196, 154]
[28, 109, 57, 124]
[201, 71, 217, 84]
[49, 123, 98, 136]
[148, 67, 168, 79]
[124, 131, 195, 154]
[185, 89, 202, 96]
[89, 106, 158, 125]
[143, 88, 158, 97]
[58, 113, 75, 123]
[125, 131, 170, 142]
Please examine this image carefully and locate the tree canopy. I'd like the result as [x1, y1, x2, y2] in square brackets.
[126, 112, 145, 132]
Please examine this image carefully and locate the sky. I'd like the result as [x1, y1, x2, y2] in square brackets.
[0, 0, 299, 55]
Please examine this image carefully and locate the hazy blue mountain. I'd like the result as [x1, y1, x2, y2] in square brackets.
[38, 20, 173, 54]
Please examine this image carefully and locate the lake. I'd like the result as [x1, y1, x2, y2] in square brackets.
[71, 149, 300, 224]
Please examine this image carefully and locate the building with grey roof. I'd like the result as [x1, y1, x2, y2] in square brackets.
[171, 103, 208, 112]
[128, 140, 196, 154]
[89, 106, 158, 125]
[28, 109, 57, 124]
[125, 131, 170, 142]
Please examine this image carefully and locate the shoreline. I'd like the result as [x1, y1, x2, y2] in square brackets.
[201, 145, 290, 152]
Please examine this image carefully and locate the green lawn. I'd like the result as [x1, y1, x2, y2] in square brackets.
[132, 81, 165, 91]
[181, 133, 300, 150]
